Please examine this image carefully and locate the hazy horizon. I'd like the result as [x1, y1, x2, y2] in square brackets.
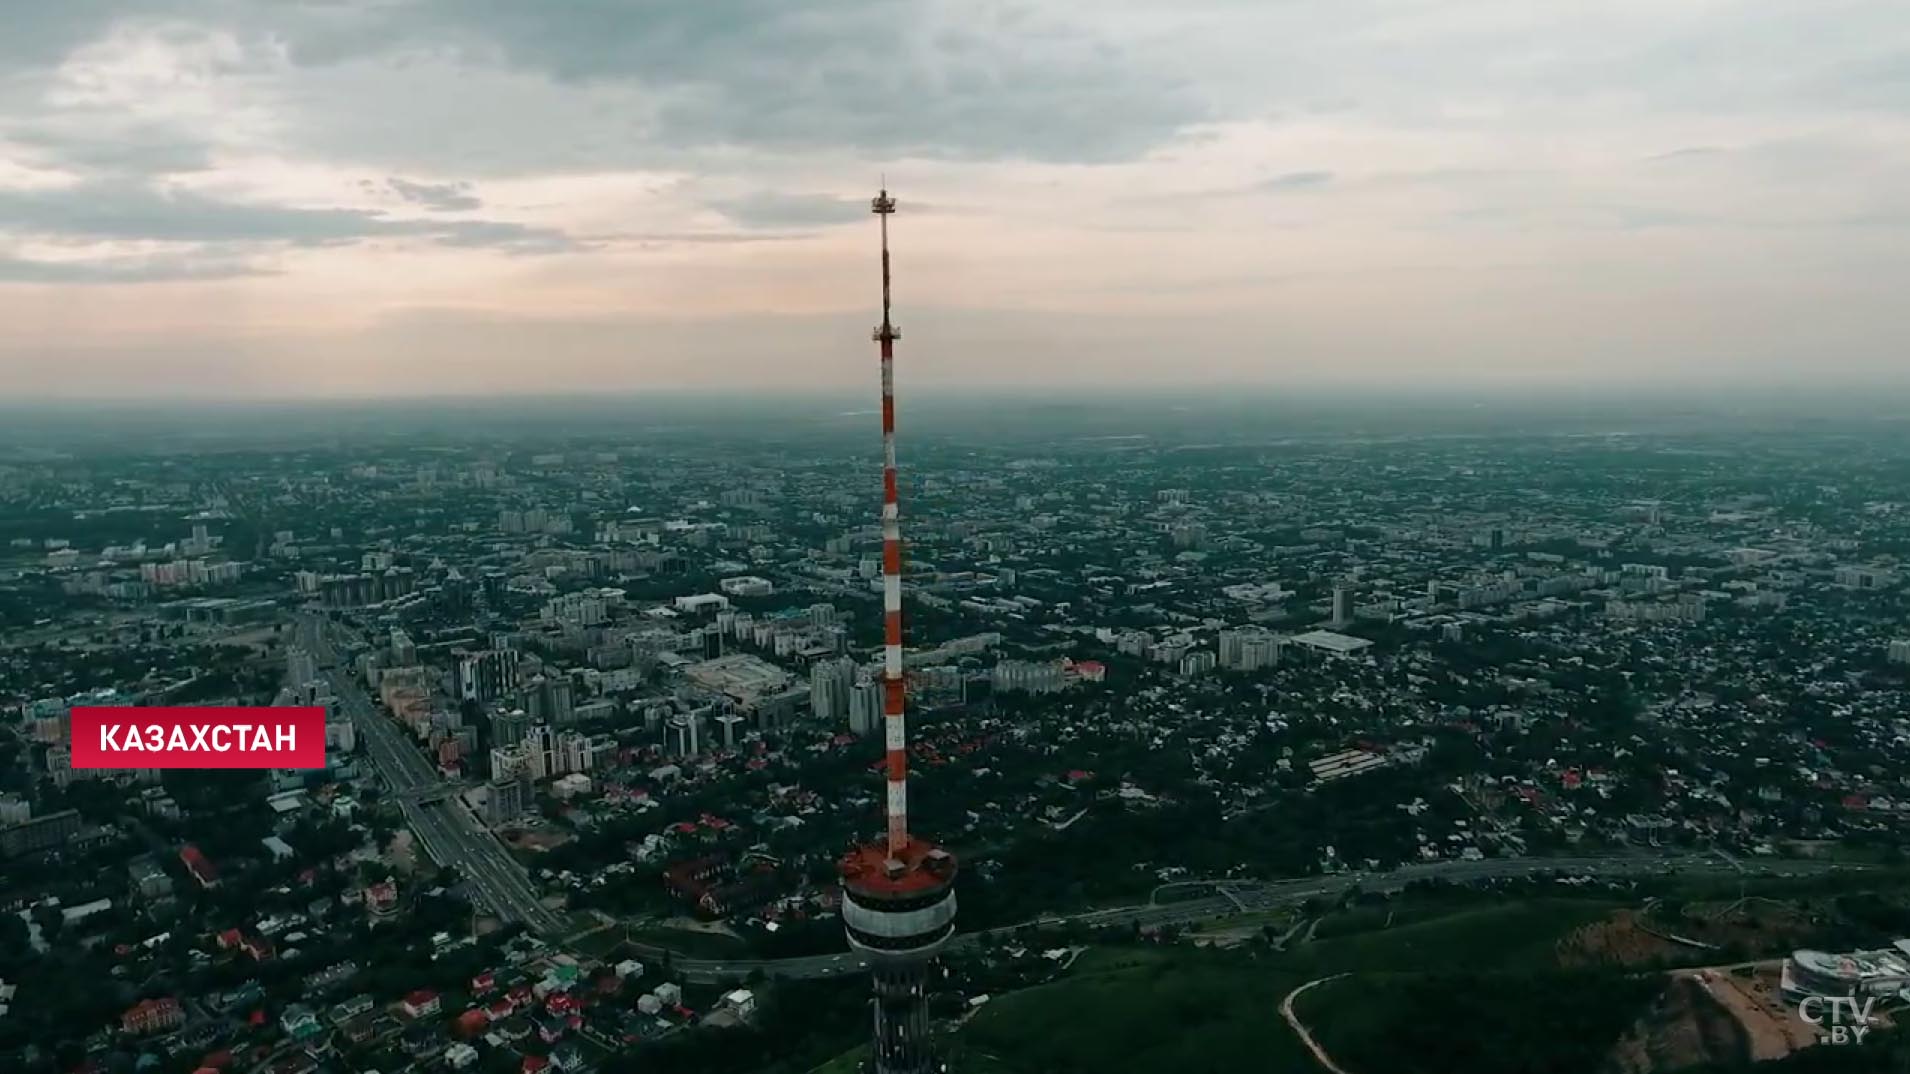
[3, 1, 1907, 398]
[5, 385, 1910, 455]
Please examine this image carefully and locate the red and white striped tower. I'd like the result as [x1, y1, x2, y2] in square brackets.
[840, 188, 958, 1074]
[874, 186, 909, 855]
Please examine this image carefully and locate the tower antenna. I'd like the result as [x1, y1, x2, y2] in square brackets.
[839, 188, 959, 1074]
[871, 184, 905, 853]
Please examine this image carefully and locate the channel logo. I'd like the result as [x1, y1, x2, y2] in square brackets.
[70, 706, 328, 769]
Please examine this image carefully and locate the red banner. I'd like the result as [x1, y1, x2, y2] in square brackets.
[70, 706, 328, 769]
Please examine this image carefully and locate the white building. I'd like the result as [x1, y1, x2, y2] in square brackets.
[287, 647, 318, 687]
[811, 657, 856, 724]
[1309, 749, 1389, 783]
[1287, 630, 1374, 658]
[672, 593, 730, 615]
[1218, 628, 1282, 671]
[721, 988, 757, 1021]
[667, 713, 702, 758]
[719, 576, 775, 598]
[993, 659, 1066, 694]
[849, 676, 883, 736]
[555, 730, 602, 774]
[1179, 650, 1216, 677]
[552, 773, 593, 800]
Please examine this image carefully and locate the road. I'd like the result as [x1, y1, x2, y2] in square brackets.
[299, 614, 564, 934]
[634, 852, 1867, 984]
[1281, 975, 1353, 1074]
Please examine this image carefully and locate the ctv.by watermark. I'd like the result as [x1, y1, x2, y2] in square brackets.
[1797, 995, 1880, 1046]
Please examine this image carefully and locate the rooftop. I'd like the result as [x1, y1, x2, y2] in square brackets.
[839, 836, 958, 900]
[1288, 629, 1375, 654]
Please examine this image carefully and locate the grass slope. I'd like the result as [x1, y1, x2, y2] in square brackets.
[957, 897, 1632, 1074]
[1297, 971, 1663, 1074]
[1277, 898, 1621, 975]
[961, 946, 1315, 1074]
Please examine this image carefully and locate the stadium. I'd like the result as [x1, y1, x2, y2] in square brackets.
[1782, 943, 1910, 1001]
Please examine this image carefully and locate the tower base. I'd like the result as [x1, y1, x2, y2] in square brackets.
[840, 838, 959, 1074]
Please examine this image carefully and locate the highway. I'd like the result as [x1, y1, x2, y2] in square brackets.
[632, 852, 1867, 984]
[299, 614, 564, 934]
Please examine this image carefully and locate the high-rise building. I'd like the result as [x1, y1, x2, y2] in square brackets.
[455, 649, 521, 703]
[546, 676, 575, 726]
[812, 656, 856, 724]
[492, 709, 530, 749]
[287, 647, 318, 687]
[849, 675, 883, 737]
[324, 718, 356, 754]
[523, 724, 555, 780]
[389, 628, 416, 667]
[1219, 628, 1281, 671]
[484, 777, 523, 826]
[666, 712, 702, 758]
[1330, 584, 1353, 629]
[1889, 639, 1910, 665]
[838, 190, 957, 1074]
[556, 730, 599, 774]
[1218, 629, 1245, 668]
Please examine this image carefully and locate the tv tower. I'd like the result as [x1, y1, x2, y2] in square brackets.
[838, 188, 958, 1074]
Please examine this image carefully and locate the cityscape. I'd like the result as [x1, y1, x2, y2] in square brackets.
[5, 361, 1910, 1073]
[5, 1, 1910, 1073]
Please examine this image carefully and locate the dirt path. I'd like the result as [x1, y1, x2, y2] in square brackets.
[1682, 966, 1817, 1061]
[1281, 974, 1354, 1074]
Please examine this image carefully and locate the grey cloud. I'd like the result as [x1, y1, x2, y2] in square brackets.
[386, 177, 482, 211]
[1645, 146, 1726, 163]
[10, 123, 215, 176]
[0, 182, 580, 252]
[431, 219, 582, 254]
[1120, 170, 1336, 205]
[611, 231, 817, 245]
[0, 252, 273, 284]
[1446, 203, 1717, 231]
[288, 0, 1205, 164]
[709, 192, 865, 229]
[3, 0, 1206, 175]
[1819, 51, 1910, 110]
[0, 1, 155, 66]
[1256, 170, 1333, 191]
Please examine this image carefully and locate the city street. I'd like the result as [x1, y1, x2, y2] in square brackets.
[301, 615, 564, 934]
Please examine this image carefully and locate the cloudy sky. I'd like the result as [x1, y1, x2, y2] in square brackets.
[1, 0, 1905, 399]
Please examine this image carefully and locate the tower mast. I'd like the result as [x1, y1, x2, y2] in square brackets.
[873, 187, 908, 855]
[840, 188, 959, 1074]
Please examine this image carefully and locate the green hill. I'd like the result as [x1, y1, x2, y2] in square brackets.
[953, 897, 1636, 1074]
